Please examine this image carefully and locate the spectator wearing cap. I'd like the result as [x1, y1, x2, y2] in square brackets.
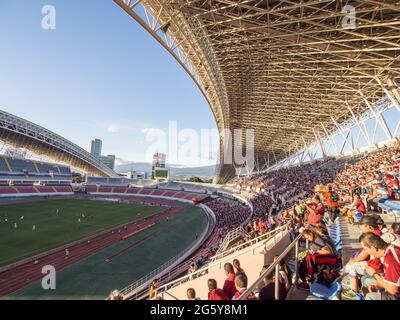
[359, 232, 400, 300]
[222, 263, 238, 300]
[208, 279, 228, 300]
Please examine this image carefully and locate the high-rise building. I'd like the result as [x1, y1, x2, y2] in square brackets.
[151, 152, 167, 180]
[100, 155, 116, 170]
[90, 139, 102, 158]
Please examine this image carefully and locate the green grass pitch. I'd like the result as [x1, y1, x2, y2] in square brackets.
[5, 203, 208, 300]
[0, 198, 165, 267]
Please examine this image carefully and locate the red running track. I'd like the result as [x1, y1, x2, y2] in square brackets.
[105, 221, 178, 262]
[0, 203, 184, 297]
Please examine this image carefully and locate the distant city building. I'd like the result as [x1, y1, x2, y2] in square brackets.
[90, 139, 102, 158]
[100, 155, 116, 170]
[151, 153, 166, 179]
[120, 171, 148, 180]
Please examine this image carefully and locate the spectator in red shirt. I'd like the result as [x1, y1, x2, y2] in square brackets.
[222, 263, 237, 299]
[232, 272, 258, 300]
[207, 279, 228, 300]
[359, 232, 400, 300]
[352, 194, 366, 214]
[305, 195, 325, 227]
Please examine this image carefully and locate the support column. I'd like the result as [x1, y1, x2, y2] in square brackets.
[331, 116, 355, 153]
[361, 94, 393, 141]
[312, 128, 327, 159]
[320, 122, 340, 156]
[346, 102, 373, 148]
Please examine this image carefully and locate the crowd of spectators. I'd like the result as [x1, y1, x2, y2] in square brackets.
[206, 198, 251, 229]
[147, 139, 400, 301]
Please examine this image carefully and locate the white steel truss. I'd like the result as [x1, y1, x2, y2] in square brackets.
[114, 0, 400, 182]
[0, 110, 118, 177]
[270, 99, 400, 171]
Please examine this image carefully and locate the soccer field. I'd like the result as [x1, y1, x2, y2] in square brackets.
[6, 204, 208, 300]
[0, 198, 164, 267]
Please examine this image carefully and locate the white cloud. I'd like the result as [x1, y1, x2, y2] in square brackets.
[107, 125, 121, 134]
[141, 128, 157, 134]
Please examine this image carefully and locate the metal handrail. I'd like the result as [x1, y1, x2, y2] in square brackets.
[155, 224, 289, 297]
[211, 224, 288, 262]
[215, 225, 245, 254]
[238, 233, 302, 300]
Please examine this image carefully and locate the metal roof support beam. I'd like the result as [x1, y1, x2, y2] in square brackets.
[312, 128, 327, 159]
[320, 122, 340, 156]
[339, 130, 352, 154]
[331, 116, 355, 153]
[360, 94, 393, 141]
[346, 102, 372, 146]
[385, 78, 400, 113]
[301, 136, 313, 161]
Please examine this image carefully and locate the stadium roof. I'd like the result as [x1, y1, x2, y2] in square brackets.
[0, 110, 118, 178]
[124, 1, 399, 182]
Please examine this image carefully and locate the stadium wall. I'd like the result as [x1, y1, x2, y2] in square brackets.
[160, 229, 292, 300]
[0, 192, 74, 198]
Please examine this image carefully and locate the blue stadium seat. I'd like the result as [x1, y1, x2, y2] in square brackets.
[0, 157, 10, 173]
[378, 200, 400, 219]
[8, 158, 36, 173]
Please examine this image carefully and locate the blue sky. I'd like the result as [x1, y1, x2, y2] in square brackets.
[0, 0, 217, 166]
[1, 1, 399, 168]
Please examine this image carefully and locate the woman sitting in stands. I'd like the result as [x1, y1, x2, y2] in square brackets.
[297, 229, 338, 290]
[314, 221, 337, 255]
